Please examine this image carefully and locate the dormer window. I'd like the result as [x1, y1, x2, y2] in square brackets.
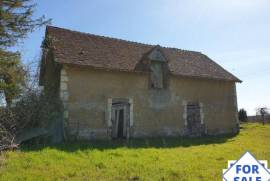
[150, 61, 164, 89]
[148, 46, 167, 89]
[134, 45, 168, 90]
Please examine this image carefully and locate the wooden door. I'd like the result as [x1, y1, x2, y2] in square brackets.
[187, 104, 201, 136]
[111, 103, 129, 139]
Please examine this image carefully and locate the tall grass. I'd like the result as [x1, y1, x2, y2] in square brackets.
[0, 123, 269, 181]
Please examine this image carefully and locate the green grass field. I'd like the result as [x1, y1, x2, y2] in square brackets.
[0, 123, 270, 181]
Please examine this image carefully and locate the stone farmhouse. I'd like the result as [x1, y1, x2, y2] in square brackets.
[39, 26, 241, 140]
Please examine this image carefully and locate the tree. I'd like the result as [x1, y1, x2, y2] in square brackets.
[0, 0, 51, 106]
[238, 109, 248, 122]
[256, 107, 269, 125]
[0, 0, 51, 48]
[0, 50, 26, 106]
[0, 1, 52, 150]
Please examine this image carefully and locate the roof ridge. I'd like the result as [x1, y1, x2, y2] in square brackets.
[47, 25, 200, 53]
[47, 26, 154, 47]
[163, 47, 201, 54]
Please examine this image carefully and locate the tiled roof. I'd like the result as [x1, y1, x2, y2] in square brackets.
[45, 26, 241, 82]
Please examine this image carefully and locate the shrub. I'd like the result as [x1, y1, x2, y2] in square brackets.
[14, 91, 62, 129]
[238, 109, 248, 122]
[0, 90, 63, 150]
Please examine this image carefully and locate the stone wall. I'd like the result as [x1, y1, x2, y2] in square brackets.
[59, 67, 69, 134]
[61, 65, 238, 140]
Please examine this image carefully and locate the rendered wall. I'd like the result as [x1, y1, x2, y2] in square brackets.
[62, 65, 238, 139]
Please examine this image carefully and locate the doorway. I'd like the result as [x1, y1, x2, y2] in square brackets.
[186, 103, 201, 136]
[111, 102, 130, 139]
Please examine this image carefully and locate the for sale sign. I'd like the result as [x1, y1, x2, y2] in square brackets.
[223, 151, 270, 181]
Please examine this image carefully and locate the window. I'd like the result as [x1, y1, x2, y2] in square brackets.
[150, 61, 164, 89]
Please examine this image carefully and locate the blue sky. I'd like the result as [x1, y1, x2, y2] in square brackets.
[16, 0, 270, 115]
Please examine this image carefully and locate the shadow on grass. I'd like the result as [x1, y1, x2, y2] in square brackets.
[21, 133, 237, 152]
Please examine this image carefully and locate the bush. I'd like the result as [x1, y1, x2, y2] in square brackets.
[0, 108, 17, 150]
[239, 109, 248, 122]
[14, 91, 62, 129]
[0, 90, 63, 150]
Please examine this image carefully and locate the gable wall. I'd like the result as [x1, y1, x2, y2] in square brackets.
[42, 50, 61, 98]
[63, 65, 238, 139]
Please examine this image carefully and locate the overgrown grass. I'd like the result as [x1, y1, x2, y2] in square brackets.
[0, 123, 269, 181]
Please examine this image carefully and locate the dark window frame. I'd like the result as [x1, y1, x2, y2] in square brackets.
[150, 60, 165, 89]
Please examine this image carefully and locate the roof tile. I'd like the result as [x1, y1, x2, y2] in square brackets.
[45, 26, 241, 82]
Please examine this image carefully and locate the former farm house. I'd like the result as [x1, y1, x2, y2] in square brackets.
[39, 26, 241, 140]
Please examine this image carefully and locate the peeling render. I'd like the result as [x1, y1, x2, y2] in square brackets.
[63, 67, 239, 139]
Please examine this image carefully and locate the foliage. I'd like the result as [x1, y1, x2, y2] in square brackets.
[0, 50, 26, 106]
[0, 123, 269, 180]
[0, 108, 17, 150]
[0, 1, 53, 149]
[0, 0, 51, 106]
[256, 107, 269, 116]
[256, 107, 269, 124]
[0, 90, 63, 150]
[0, 0, 51, 49]
[14, 90, 62, 129]
[238, 108, 248, 122]
[41, 35, 56, 50]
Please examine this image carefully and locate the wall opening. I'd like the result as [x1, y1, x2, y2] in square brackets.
[117, 109, 124, 138]
[186, 103, 202, 136]
[111, 101, 130, 139]
[150, 61, 164, 89]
